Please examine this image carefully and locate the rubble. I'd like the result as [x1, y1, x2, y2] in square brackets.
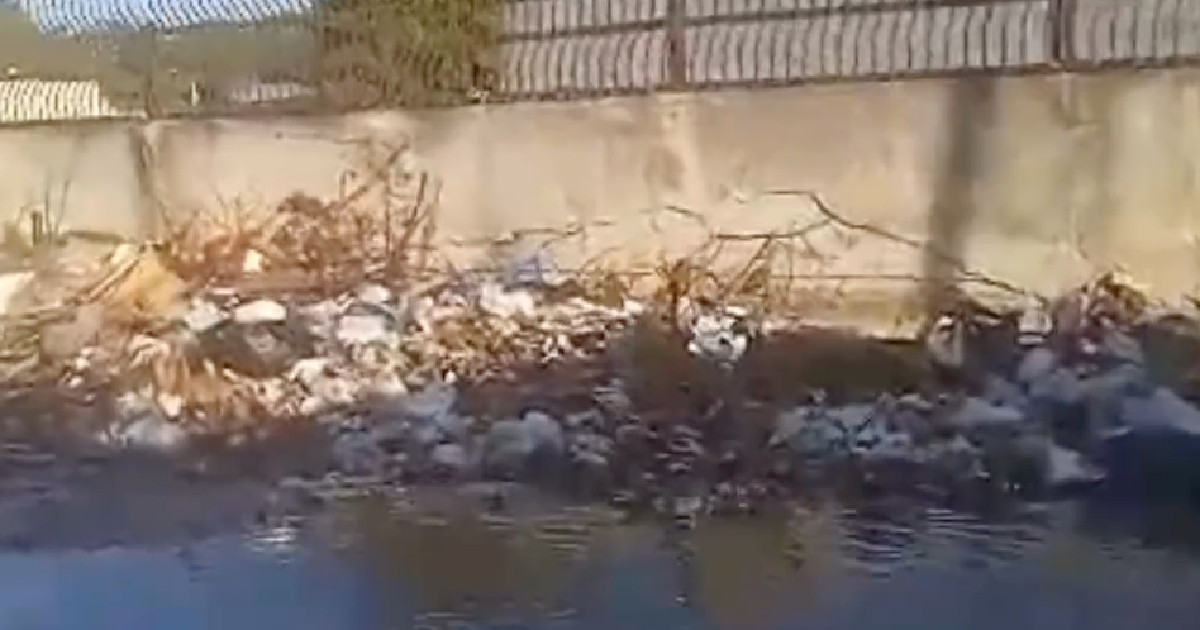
[2, 184, 1200, 521]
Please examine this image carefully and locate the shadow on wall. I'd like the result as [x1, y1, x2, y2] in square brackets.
[1071, 81, 1118, 266]
[923, 77, 997, 316]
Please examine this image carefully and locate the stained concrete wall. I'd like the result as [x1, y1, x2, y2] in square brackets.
[3, 70, 1200, 305]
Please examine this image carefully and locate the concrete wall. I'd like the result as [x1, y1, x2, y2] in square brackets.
[4, 69, 1200, 306]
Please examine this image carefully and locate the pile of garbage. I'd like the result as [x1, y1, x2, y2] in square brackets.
[4, 189, 1200, 519]
[312, 270, 1200, 522]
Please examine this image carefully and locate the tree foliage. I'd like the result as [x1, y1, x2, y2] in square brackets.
[0, 5, 117, 78]
[316, 0, 504, 109]
[0, 6, 151, 111]
[0, 0, 505, 116]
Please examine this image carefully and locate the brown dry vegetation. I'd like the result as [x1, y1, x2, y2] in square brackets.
[2, 134, 1188, 445]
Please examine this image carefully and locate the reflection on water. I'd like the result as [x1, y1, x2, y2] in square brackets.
[0, 534, 371, 630]
[680, 505, 844, 628]
[343, 495, 592, 623]
[2, 495, 1200, 630]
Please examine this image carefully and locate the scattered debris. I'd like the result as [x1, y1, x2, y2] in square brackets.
[2, 185, 1200, 520]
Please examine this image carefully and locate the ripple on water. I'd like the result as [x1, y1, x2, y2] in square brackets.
[2, 492, 1200, 630]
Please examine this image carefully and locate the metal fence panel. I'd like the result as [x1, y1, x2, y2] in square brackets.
[681, 2, 1050, 84]
[0, 0, 1199, 122]
[0, 78, 139, 122]
[1071, 0, 1200, 62]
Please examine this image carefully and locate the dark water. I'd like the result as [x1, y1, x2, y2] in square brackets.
[2, 489, 1199, 630]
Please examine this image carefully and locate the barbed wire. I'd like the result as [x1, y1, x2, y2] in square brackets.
[21, 0, 312, 33]
[0, 0, 1199, 122]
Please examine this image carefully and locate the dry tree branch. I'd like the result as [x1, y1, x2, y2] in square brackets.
[755, 188, 1038, 301]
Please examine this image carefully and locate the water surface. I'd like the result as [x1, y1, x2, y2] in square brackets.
[2, 492, 1198, 630]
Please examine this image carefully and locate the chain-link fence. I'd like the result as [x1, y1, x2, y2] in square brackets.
[1, 0, 1199, 123]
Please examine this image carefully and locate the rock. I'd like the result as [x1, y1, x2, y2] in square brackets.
[925, 314, 965, 370]
[409, 421, 441, 448]
[505, 249, 559, 287]
[1095, 327, 1145, 365]
[286, 357, 336, 389]
[826, 403, 877, 431]
[1016, 346, 1058, 386]
[374, 384, 466, 448]
[101, 392, 188, 452]
[481, 410, 567, 475]
[571, 447, 610, 470]
[853, 424, 915, 462]
[430, 442, 469, 472]
[242, 249, 266, 273]
[417, 412, 469, 447]
[981, 375, 1027, 408]
[974, 432, 1050, 489]
[772, 406, 849, 457]
[569, 432, 613, 461]
[518, 409, 565, 455]
[1045, 442, 1106, 487]
[355, 283, 392, 305]
[478, 282, 538, 320]
[592, 380, 632, 417]
[944, 396, 1025, 429]
[667, 494, 705, 528]
[1076, 363, 1151, 401]
[1027, 367, 1086, 406]
[331, 430, 386, 475]
[564, 409, 605, 430]
[335, 313, 395, 347]
[299, 300, 342, 334]
[406, 295, 438, 334]
[688, 312, 750, 366]
[232, 299, 288, 324]
[112, 416, 189, 452]
[1017, 300, 1053, 346]
[0, 270, 34, 316]
[923, 435, 985, 479]
[1117, 387, 1200, 437]
[304, 375, 358, 413]
[182, 298, 225, 333]
[365, 376, 408, 400]
[483, 419, 534, 468]
[398, 383, 457, 421]
[200, 320, 312, 378]
[365, 417, 408, 450]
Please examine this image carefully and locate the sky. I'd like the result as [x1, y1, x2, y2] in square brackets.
[17, 0, 316, 32]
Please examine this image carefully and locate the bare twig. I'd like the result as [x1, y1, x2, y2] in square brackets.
[756, 188, 1038, 301]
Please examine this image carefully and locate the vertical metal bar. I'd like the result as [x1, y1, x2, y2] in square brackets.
[1048, 0, 1077, 68]
[30, 210, 45, 248]
[666, 0, 689, 89]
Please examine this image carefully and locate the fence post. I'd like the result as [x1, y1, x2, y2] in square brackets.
[1047, 0, 1076, 68]
[666, 0, 688, 89]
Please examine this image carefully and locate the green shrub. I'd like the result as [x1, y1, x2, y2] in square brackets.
[317, 0, 504, 109]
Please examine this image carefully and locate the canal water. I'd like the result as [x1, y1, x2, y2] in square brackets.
[1, 488, 1198, 630]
